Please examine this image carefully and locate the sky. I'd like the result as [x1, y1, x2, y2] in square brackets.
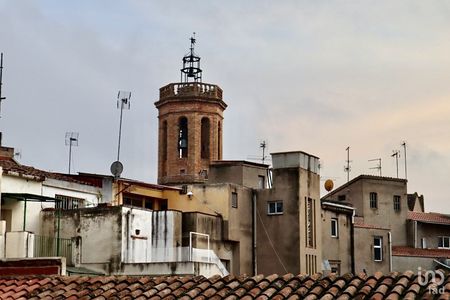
[0, 1, 449, 212]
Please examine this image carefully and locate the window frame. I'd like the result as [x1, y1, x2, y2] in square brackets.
[373, 236, 383, 261]
[267, 201, 283, 215]
[331, 218, 339, 238]
[369, 192, 378, 209]
[231, 192, 238, 208]
[393, 195, 401, 212]
[438, 236, 450, 249]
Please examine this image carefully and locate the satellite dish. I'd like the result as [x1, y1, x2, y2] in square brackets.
[110, 161, 123, 178]
[324, 179, 334, 192]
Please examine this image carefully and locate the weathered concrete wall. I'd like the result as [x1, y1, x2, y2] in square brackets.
[392, 255, 435, 272]
[41, 206, 123, 273]
[208, 163, 268, 189]
[321, 209, 352, 274]
[408, 221, 450, 249]
[361, 179, 407, 246]
[354, 227, 390, 274]
[256, 167, 300, 275]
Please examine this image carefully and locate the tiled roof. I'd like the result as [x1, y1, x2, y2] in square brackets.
[0, 272, 449, 299]
[0, 159, 93, 186]
[354, 217, 390, 230]
[393, 246, 450, 259]
[407, 211, 450, 225]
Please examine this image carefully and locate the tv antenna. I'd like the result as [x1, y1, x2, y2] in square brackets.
[14, 148, 22, 160]
[344, 146, 351, 182]
[111, 90, 131, 179]
[368, 158, 382, 176]
[65, 132, 79, 174]
[247, 140, 271, 164]
[401, 141, 407, 179]
[0, 53, 6, 117]
[391, 150, 400, 178]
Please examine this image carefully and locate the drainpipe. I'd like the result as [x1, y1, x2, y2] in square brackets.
[22, 198, 27, 231]
[350, 209, 355, 274]
[252, 190, 257, 275]
[388, 231, 392, 272]
[414, 220, 417, 248]
[56, 205, 61, 256]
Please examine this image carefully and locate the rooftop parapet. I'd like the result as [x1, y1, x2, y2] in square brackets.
[159, 82, 223, 101]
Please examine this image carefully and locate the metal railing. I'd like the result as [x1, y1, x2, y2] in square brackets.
[34, 235, 73, 266]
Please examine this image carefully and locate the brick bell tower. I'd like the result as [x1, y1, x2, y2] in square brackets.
[155, 35, 227, 185]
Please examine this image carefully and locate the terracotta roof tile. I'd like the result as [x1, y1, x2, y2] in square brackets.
[0, 272, 449, 299]
[393, 246, 450, 258]
[407, 211, 450, 225]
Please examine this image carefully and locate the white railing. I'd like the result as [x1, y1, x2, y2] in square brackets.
[140, 246, 228, 276]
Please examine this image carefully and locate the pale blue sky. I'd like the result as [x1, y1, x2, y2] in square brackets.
[1, 1, 449, 212]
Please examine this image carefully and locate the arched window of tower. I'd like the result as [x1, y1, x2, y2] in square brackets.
[201, 117, 210, 159]
[178, 117, 188, 158]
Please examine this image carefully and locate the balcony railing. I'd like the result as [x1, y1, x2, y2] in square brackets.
[159, 82, 223, 100]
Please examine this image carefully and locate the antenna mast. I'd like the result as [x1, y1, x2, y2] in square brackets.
[116, 91, 131, 162]
[65, 132, 79, 174]
[0, 53, 6, 117]
[391, 150, 400, 178]
[368, 158, 382, 176]
[260, 140, 267, 164]
[401, 141, 407, 179]
[344, 146, 351, 182]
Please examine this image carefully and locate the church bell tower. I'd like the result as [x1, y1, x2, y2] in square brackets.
[155, 35, 227, 185]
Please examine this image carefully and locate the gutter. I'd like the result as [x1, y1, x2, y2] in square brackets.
[252, 190, 257, 275]
[388, 232, 392, 272]
[350, 209, 355, 274]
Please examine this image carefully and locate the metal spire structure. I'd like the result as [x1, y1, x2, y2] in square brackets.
[181, 33, 202, 83]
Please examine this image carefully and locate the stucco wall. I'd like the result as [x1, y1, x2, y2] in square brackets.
[256, 168, 300, 275]
[354, 227, 390, 274]
[321, 209, 352, 274]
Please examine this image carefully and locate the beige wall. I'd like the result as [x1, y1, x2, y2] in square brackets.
[321, 209, 352, 274]
[326, 177, 407, 247]
[256, 159, 322, 275]
[354, 227, 390, 274]
[407, 220, 450, 249]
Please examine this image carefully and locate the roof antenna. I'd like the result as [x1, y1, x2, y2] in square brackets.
[391, 150, 400, 178]
[65, 132, 79, 174]
[344, 146, 351, 182]
[368, 158, 382, 176]
[110, 90, 131, 179]
[0, 53, 6, 117]
[401, 141, 407, 179]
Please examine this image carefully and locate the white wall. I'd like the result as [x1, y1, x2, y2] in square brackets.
[42, 178, 100, 208]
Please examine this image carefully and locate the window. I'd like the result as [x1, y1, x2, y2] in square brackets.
[421, 238, 427, 249]
[438, 236, 450, 249]
[338, 195, 346, 201]
[231, 192, 238, 208]
[55, 194, 85, 210]
[268, 201, 283, 215]
[306, 197, 315, 248]
[201, 117, 210, 159]
[393, 195, 401, 211]
[331, 218, 338, 238]
[370, 192, 378, 209]
[373, 237, 383, 261]
[178, 117, 188, 158]
[258, 175, 265, 189]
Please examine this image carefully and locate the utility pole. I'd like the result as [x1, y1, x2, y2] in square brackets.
[401, 141, 407, 180]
